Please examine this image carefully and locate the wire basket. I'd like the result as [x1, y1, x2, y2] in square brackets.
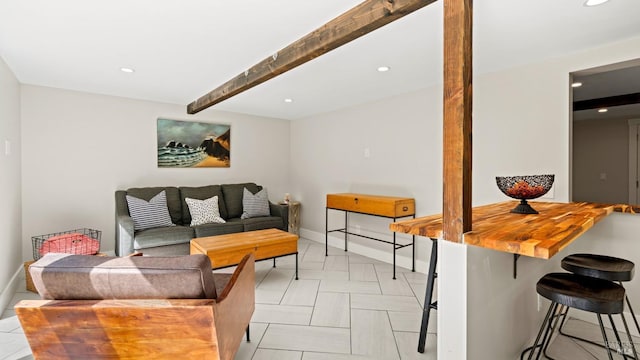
[31, 228, 102, 260]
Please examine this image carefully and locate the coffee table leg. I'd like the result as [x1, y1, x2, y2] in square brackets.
[295, 252, 299, 280]
[273, 258, 276, 268]
[393, 232, 397, 280]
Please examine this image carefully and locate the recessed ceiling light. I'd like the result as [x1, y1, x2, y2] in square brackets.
[120, 67, 135, 73]
[284, 98, 293, 103]
[571, 82, 583, 88]
[584, 0, 609, 6]
[377, 66, 390, 72]
[598, 108, 608, 113]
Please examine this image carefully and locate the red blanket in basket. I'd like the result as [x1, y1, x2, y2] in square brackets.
[39, 233, 100, 257]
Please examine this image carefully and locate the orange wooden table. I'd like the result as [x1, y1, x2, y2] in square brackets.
[191, 228, 299, 279]
[326, 193, 415, 279]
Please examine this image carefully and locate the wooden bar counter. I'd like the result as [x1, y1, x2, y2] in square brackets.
[390, 201, 636, 259]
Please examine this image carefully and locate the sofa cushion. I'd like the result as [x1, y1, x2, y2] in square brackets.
[222, 183, 262, 219]
[193, 221, 245, 238]
[179, 185, 228, 222]
[241, 188, 270, 219]
[126, 190, 175, 231]
[242, 216, 284, 232]
[29, 253, 217, 300]
[126, 187, 182, 225]
[133, 225, 194, 250]
[185, 196, 226, 226]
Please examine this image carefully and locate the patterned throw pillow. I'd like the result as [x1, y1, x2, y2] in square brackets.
[125, 190, 175, 231]
[241, 188, 270, 219]
[185, 196, 226, 226]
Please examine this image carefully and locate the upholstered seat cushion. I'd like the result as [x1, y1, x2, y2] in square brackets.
[29, 253, 218, 300]
[133, 225, 194, 250]
[194, 221, 245, 238]
[242, 216, 284, 232]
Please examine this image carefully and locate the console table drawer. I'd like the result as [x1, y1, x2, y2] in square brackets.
[326, 193, 415, 218]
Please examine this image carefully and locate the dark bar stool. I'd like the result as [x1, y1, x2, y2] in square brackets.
[559, 253, 640, 347]
[522, 272, 638, 360]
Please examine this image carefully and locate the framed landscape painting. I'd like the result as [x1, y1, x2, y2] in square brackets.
[157, 118, 230, 168]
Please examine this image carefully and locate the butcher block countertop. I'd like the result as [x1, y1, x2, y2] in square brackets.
[389, 201, 637, 259]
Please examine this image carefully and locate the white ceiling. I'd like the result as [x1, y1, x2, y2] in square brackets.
[1, 0, 640, 120]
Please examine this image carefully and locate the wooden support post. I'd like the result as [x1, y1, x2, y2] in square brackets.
[442, 0, 472, 243]
[187, 0, 437, 114]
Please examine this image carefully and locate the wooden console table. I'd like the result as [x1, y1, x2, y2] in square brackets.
[325, 193, 415, 279]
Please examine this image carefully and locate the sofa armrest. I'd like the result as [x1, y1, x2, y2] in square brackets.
[115, 190, 135, 256]
[116, 215, 135, 256]
[269, 202, 289, 231]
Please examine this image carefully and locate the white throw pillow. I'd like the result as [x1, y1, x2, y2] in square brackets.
[125, 190, 175, 231]
[185, 196, 226, 226]
[241, 188, 270, 219]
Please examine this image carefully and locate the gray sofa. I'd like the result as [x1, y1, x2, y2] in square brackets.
[115, 182, 288, 256]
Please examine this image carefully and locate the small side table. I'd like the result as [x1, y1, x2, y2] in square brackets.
[288, 201, 301, 235]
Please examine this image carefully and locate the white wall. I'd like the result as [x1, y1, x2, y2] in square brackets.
[0, 56, 22, 310]
[291, 33, 640, 359]
[572, 117, 629, 204]
[291, 89, 443, 272]
[20, 86, 291, 259]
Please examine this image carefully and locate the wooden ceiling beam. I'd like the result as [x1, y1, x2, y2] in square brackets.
[573, 92, 640, 111]
[442, 0, 472, 243]
[187, 0, 437, 114]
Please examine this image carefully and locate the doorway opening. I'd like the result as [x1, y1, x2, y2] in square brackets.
[571, 58, 640, 205]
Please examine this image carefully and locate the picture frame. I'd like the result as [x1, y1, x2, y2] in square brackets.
[157, 118, 230, 168]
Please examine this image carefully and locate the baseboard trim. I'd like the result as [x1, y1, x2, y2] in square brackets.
[299, 227, 429, 274]
[0, 264, 23, 314]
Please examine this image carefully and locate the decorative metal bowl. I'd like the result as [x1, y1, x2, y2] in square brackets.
[495, 175, 555, 214]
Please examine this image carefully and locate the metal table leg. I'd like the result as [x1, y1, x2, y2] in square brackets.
[418, 239, 438, 353]
[412, 235, 416, 272]
[325, 207, 329, 256]
[344, 211, 348, 252]
[393, 232, 397, 280]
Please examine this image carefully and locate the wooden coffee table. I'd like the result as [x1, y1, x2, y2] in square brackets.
[190, 228, 299, 279]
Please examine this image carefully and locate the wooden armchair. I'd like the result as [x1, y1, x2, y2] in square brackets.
[15, 252, 255, 360]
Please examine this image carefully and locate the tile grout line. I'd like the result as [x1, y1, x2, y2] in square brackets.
[349, 290, 353, 356]
[307, 280, 322, 325]
[570, 337, 602, 360]
[250, 322, 270, 359]
[387, 310, 403, 360]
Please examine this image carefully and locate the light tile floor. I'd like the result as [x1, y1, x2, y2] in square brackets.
[0, 237, 636, 359]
